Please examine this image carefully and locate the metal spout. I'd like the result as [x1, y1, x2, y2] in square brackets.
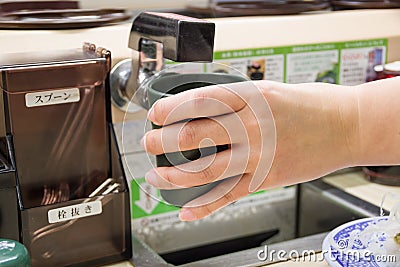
[110, 12, 215, 112]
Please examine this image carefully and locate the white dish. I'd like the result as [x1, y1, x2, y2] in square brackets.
[322, 216, 392, 267]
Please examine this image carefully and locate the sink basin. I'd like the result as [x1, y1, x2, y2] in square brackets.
[129, 175, 381, 266]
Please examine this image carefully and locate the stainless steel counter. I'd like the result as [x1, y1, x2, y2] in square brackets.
[104, 170, 393, 267]
[112, 154, 382, 266]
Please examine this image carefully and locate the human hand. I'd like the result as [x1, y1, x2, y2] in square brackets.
[141, 80, 359, 221]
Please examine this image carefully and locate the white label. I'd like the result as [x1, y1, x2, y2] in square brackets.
[264, 54, 285, 82]
[48, 200, 102, 224]
[339, 46, 386, 85]
[25, 88, 80, 107]
[286, 50, 338, 84]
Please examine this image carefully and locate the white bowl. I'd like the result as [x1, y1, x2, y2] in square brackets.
[322, 216, 394, 267]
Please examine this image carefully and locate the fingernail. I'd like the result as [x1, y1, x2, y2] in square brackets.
[248, 180, 260, 193]
[145, 169, 158, 187]
[140, 136, 146, 150]
[147, 106, 154, 120]
[179, 208, 197, 221]
[147, 102, 157, 123]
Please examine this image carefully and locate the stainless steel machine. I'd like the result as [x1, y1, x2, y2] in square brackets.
[0, 43, 131, 266]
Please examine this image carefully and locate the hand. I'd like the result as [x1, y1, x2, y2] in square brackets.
[141, 80, 359, 221]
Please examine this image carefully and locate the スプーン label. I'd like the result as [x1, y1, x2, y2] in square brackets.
[25, 88, 80, 108]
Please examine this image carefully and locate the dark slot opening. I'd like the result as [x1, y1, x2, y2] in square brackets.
[160, 229, 279, 265]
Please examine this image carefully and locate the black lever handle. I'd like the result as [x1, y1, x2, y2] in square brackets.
[128, 12, 215, 62]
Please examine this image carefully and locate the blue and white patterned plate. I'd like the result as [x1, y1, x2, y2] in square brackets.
[322, 216, 390, 267]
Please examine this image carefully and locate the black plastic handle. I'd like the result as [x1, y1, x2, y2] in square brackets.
[128, 12, 215, 62]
